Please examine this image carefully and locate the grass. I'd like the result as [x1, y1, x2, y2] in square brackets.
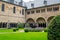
[0, 29, 13, 32]
[0, 32, 47, 40]
[0, 29, 47, 40]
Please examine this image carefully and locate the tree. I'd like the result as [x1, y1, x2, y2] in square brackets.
[48, 15, 60, 40]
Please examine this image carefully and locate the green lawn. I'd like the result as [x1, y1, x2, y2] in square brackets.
[0, 29, 13, 32]
[0, 32, 47, 40]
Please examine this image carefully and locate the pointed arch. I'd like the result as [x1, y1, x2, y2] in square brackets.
[36, 17, 46, 28]
[47, 16, 55, 23]
[26, 18, 35, 23]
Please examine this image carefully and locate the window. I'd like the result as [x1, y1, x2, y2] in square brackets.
[36, 10, 40, 13]
[10, 23, 17, 28]
[13, 7, 16, 13]
[22, 9, 24, 15]
[31, 3, 34, 8]
[31, 11, 35, 14]
[47, 8, 52, 12]
[53, 7, 59, 11]
[27, 12, 30, 15]
[41, 9, 45, 13]
[2, 4, 5, 11]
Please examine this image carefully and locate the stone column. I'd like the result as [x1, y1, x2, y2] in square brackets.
[7, 20, 10, 28]
[36, 23, 38, 28]
[1, 22, 3, 28]
[46, 20, 48, 28]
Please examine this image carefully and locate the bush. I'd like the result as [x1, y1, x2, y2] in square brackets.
[13, 29, 16, 32]
[13, 28, 19, 32]
[16, 28, 19, 31]
[44, 28, 48, 32]
[24, 28, 43, 32]
[25, 23, 30, 28]
[34, 28, 41, 32]
[17, 23, 24, 28]
[24, 29, 29, 32]
[48, 15, 60, 40]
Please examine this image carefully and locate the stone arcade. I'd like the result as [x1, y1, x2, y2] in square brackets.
[0, 1, 60, 28]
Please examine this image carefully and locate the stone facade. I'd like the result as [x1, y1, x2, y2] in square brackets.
[0, 1, 25, 28]
[0, 1, 60, 28]
[26, 3, 60, 28]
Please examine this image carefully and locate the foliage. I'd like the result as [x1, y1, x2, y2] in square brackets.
[25, 23, 30, 28]
[17, 23, 24, 28]
[24, 28, 43, 32]
[48, 15, 60, 40]
[13, 28, 19, 32]
[44, 28, 48, 32]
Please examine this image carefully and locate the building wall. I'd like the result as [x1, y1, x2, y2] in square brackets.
[1, 1, 60, 28]
[26, 4, 60, 27]
[0, 1, 25, 23]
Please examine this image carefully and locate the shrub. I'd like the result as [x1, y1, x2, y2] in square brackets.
[48, 15, 60, 40]
[34, 28, 41, 32]
[24, 28, 43, 32]
[13, 29, 16, 32]
[24, 29, 29, 32]
[13, 28, 19, 32]
[25, 23, 30, 28]
[17, 23, 24, 28]
[16, 28, 19, 31]
[44, 28, 48, 32]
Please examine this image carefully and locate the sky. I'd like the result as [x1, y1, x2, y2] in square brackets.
[23, 0, 34, 2]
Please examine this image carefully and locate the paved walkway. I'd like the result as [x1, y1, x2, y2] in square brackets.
[19, 29, 24, 32]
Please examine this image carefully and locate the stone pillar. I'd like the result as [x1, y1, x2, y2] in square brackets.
[1, 22, 3, 28]
[7, 21, 10, 28]
[46, 21, 48, 28]
[1, 22, 2, 28]
[36, 23, 38, 28]
[7, 23, 9, 28]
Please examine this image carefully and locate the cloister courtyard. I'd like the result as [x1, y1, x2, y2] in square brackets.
[0, 0, 60, 40]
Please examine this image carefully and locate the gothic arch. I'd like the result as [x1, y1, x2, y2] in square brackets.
[26, 18, 35, 23]
[47, 16, 55, 23]
[36, 17, 46, 28]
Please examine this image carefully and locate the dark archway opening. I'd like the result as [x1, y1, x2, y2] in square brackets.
[26, 18, 37, 28]
[0, 22, 7, 28]
[36, 17, 46, 28]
